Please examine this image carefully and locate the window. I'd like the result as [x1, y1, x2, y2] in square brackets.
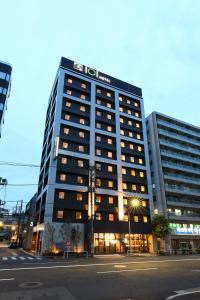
[58, 192, 65, 199]
[65, 114, 70, 120]
[143, 216, 148, 223]
[79, 145, 84, 152]
[131, 170, 136, 176]
[119, 96, 123, 101]
[76, 212, 82, 220]
[77, 176, 83, 184]
[81, 94, 86, 100]
[119, 107, 123, 112]
[107, 103, 112, 108]
[124, 198, 128, 205]
[66, 90, 72, 95]
[96, 123, 101, 129]
[67, 78, 72, 83]
[107, 138, 112, 144]
[107, 114, 112, 120]
[142, 201, 147, 207]
[121, 141, 125, 148]
[128, 120, 133, 126]
[96, 163, 101, 171]
[96, 110, 101, 116]
[120, 118, 124, 123]
[130, 144, 134, 150]
[63, 142, 68, 149]
[107, 126, 112, 132]
[130, 157, 135, 163]
[141, 185, 145, 192]
[96, 149, 101, 156]
[127, 99, 131, 104]
[60, 174, 66, 181]
[107, 92, 112, 97]
[127, 110, 131, 115]
[134, 216, 139, 223]
[77, 193, 83, 201]
[57, 210, 64, 219]
[108, 197, 114, 204]
[64, 128, 69, 135]
[108, 151, 113, 158]
[96, 99, 101, 105]
[108, 165, 113, 172]
[80, 118, 85, 125]
[79, 131, 85, 138]
[61, 157, 67, 164]
[138, 146, 142, 152]
[132, 184, 137, 191]
[96, 178, 101, 187]
[136, 123, 140, 128]
[137, 134, 141, 140]
[96, 136, 101, 142]
[129, 132, 133, 137]
[120, 129, 124, 135]
[135, 112, 139, 117]
[66, 101, 71, 107]
[108, 181, 114, 188]
[134, 102, 139, 107]
[80, 106, 86, 112]
[96, 195, 101, 203]
[140, 171, 144, 178]
[122, 168, 126, 175]
[97, 89, 101, 94]
[81, 83, 87, 89]
[96, 212, 101, 220]
[121, 154, 126, 161]
[124, 214, 128, 222]
[109, 214, 114, 221]
[78, 160, 84, 167]
[139, 158, 143, 164]
[123, 183, 127, 190]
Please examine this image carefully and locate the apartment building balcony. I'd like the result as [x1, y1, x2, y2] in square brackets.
[168, 213, 200, 222]
[164, 174, 200, 186]
[161, 150, 200, 166]
[165, 185, 200, 197]
[159, 139, 200, 156]
[162, 161, 200, 175]
[167, 199, 200, 209]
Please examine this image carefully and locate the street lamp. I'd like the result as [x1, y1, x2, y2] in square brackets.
[127, 198, 140, 251]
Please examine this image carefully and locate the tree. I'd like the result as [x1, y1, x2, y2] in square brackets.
[44, 223, 56, 252]
[59, 222, 71, 250]
[151, 215, 170, 252]
[71, 225, 81, 252]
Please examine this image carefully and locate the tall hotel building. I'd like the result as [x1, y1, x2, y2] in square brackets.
[0, 60, 12, 137]
[146, 112, 200, 250]
[35, 57, 153, 254]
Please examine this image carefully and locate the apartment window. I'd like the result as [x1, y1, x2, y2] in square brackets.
[130, 144, 134, 150]
[97, 89, 101, 94]
[78, 160, 84, 167]
[131, 170, 136, 176]
[122, 168, 126, 175]
[119, 96, 123, 101]
[96, 178, 101, 187]
[123, 183, 127, 190]
[107, 138, 113, 144]
[96, 195, 101, 203]
[80, 118, 85, 125]
[96, 99, 101, 105]
[67, 78, 72, 84]
[143, 216, 148, 223]
[96, 163, 101, 171]
[79, 145, 84, 152]
[127, 110, 131, 115]
[121, 141, 125, 148]
[96, 149, 101, 156]
[65, 114, 70, 120]
[96, 123, 101, 129]
[134, 216, 139, 223]
[108, 181, 114, 188]
[64, 128, 69, 135]
[140, 171, 144, 178]
[77, 193, 83, 201]
[120, 118, 124, 123]
[63, 142, 68, 149]
[129, 132, 133, 137]
[142, 201, 147, 207]
[128, 120, 133, 126]
[119, 107, 123, 112]
[76, 212, 82, 220]
[96, 212, 101, 220]
[79, 131, 85, 138]
[107, 114, 112, 120]
[96, 110, 101, 116]
[107, 92, 112, 97]
[108, 165, 113, 172]
[137, 134, 141, 140]
[66, 90, 72, 95]
[135, 112, 139, 117]
[77, 176, 83, 184]
[132, 184, 137, 191]
[138, 146, 142, 152]
[60, 174, 66, 181]
[127, 99, 131, 105]
[81, 83, 87, 89]
[108, 197, 114, 204]
[81, 94, 86, 100]
[139, 158, 143, 164]
[109, 214, 114, 221]
[57, 210, 64, 219]
[121, 154, 126, 161]
[80, 106, 86, 112]
[120, 129, 124, 135]
[124, 214, 128, 222]
[134, 102, 139, 107]
[107, 103, 112, 108]
[96, 136, 101, 142]
[58, 192, 65, 199]
[130, 157, 135, 163]
[141, 185, 146, 192]
[136, 123, 140, 128]
[61, 157, 67, 164]
[108, 151, 113, 158]
[124, 199, 128, 205]
[107, 126, 112, 132]
[65, 101, 71, 107]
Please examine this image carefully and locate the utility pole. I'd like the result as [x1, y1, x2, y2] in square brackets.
[16, 200, 23, 247]
[88, 165, 95, 257]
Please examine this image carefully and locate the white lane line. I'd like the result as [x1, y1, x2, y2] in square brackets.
[19, 257, 26, 260]
[2, 257, 8, 261]
[97, 267, 158, 274]
[0, 278, 15, 282]
[36, 257, 42, 260]
[27, 257, 34, 260]
[10, 257, 17, 260]
[166, 290, 200, 299]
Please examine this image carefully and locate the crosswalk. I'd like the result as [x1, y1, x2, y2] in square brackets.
[0, 256, 42, 262]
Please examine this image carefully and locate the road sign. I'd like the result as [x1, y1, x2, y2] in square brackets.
[65, 241, 71, 247]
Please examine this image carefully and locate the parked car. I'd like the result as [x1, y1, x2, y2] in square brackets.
[9, 242, 18, 249]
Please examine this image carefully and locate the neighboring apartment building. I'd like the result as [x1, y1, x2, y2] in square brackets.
[146, 112, 200, 250]
[0, 60, 12, 137]
[35, 57, 153, 255]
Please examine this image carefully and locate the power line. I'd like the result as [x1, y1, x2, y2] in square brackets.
[0, 161, 40, 167]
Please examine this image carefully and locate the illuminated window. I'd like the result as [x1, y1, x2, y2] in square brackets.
[134, 102, 139, 107]
[119, 96, 123, 101]
[80, 118, 85, 125]
[96, 110, 101, 116]
[77, 176, 83, 184]
[96, 136, 101, 142]
[81, 83, 86, 89]
[77, 193, 83, 201]
[139, 158, 143, 164]
[131, 170, 136, 176]
[130, 157, 135, 163]
[136, 123, 140, 128]
[109, 214, 114, 221]
[108, 138, 112, 144]
[59, 192, 65, 199]
[107, 126, 112, 132]
[57, 210, 64, 219]
[107, 114, 112, 120]
[79, 131, 85, 138]
[137, 134, 141, 140]
[140, 171, 144, 178]
[96, 163, 101, 171]
[124, 214, 128, 222]
[96, 123, 101, 129]
[107, 103, 112, 108]
[130, 144, 134, 150]
[122, 168, 126, 175]
[109, 197, 114, 204]
[143, 216, 148, 223]
[66, 90, 72, 95]
[65, 114, 70, 120]
[138, 146, 142, 152]
[108, 151, 113, 158]
[64, 128, 69, 134]
[60, 174, 66, 181]
[142, 201, 147, 207]
[141, 185, 145, 192]
[134, 216, 139, 223]
[96, 99, 101, 105]
[127, 99, 131, 104]
[80, 106, 86, 112]
[96, 212, 101, 220]
[123, 183, 127, 190]
[120, 118, 124, 123]
[78, 160, 84, 167]
[61, 157, 67, 164]
[96, 149, 101, 156]
[121, 154, 126, 161]
[120, 129, 124, 135]
[63, 142, 68, 149]
[65, 101, 71, 107]
[124, 198, 128, 205]
[129, 132, 133, 137]
[97, 89, 101, 94]
[107, 92, 112, 97]
[67, 78, 72, 83]
[121, 141, 125, 148]
[81, 94, 86, 100]
[96, 178, 101, 187]
[79, 145, 84, 152]
[119, 107, 123, 112]
[127, 110, 131, 115]
[128, 120, 133, 126]
[108, 181, 114, 188]
[132, 184, 137, 191]
[135, 112, 139, 117]
[76, 212, 82, 220]
[108, 165, 113, 172]
[96, 195, 101, 203]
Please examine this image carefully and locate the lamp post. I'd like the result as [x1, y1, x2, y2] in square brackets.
[88, 165, 95, 258]
[128, 198, 140, 251]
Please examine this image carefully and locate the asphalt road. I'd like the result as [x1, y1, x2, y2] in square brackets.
[0, 246, 200, 300]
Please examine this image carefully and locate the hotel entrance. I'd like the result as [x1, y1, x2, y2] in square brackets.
[94, 233, 150, 254]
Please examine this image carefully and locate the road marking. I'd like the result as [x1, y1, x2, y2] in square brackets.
[0, 278, 15, 282]
[19, 257, 26, 260]
[11, 252, 17, 256]
[2, 257, 8, 261]
[27, 257, 34, 260]
[11, 257, 17, 260]
[1, 257, 200, 272]
[36, 257, 42, 260]
[97, 267, 158, 274]
[166, 287, 200, 299]
[114, 265, 127, 268]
